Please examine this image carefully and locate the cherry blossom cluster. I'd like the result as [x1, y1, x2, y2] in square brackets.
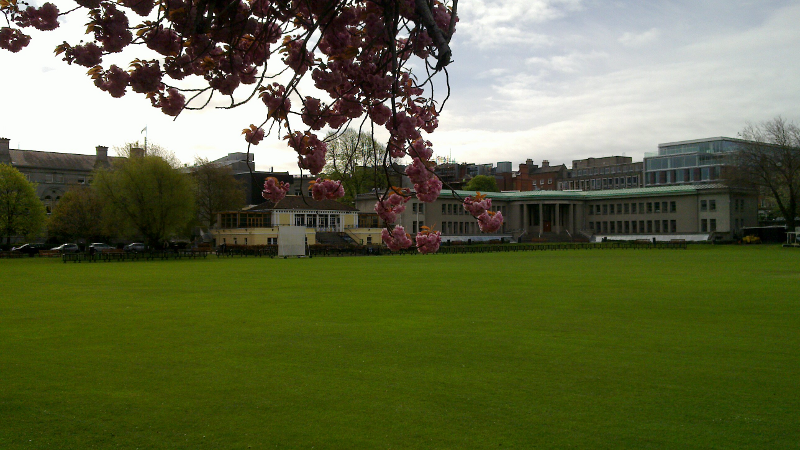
[374, 190, 410, 224]
[310, 178, 344, 201]
[262, 177, 290, 203]
[463, 193, 492, 217]
[477, 211, 503, 233]
[1, 0, 458, 183]
[415, 226, 442, 254]
[381, 225, 413, 251]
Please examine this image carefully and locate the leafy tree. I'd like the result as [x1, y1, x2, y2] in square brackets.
[465, 175, 499, 192]
[93, 155, 195, 247]
[737, 117, 800, 231]
[324, 129, 393, 202]
[47, 185, 105, 243]
[0, 163, 46, 247]
[113, 141, 180, 168]
[191, 158, 245, 228]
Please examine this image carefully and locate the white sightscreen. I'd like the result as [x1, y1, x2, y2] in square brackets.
[278, 226, 307, 256]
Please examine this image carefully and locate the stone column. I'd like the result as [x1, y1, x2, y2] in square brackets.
[569, 203, 574, 233]
[539, 203, 544, 234]
[555, 203, 560, 232]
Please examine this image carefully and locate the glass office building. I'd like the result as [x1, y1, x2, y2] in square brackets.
[644, 137, 745, 186]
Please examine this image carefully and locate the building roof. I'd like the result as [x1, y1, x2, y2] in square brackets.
[533, 164, 566, 174]
[248, 195, 358, 212]
[8, 149, 115, 171]
[435, 184, 740, 201]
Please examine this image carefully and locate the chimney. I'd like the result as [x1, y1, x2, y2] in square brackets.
[0, 137, 10, 164]
[542, 160, 549, 168]
[130, 147, 145, 158]
[94, 145, 109, 168]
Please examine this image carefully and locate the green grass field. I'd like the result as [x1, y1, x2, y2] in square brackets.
[1, 246, 798, 449]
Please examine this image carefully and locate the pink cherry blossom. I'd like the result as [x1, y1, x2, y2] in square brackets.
[382, 225, 413, 251]
[243, 125, 265, 145]
[477, 211, 504, 233]
[0, 28, 31, 53]
[374, 191, 409, 223]
[262, 177, 290, 203]
[415, 229, 441, 254]
[463, 194, 492, 217]
[159, 88, 185, 116]
[311, 178, 344, 201]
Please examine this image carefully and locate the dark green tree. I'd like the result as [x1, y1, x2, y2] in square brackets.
[0, 163, 46, 247]
[190, 158, 245, 228]
[47, 185, 105, 243]
[465, 175, 500, 192]
[93, 155, 195, 247]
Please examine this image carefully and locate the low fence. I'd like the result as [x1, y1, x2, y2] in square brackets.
[53, 240, 686, 262]
[62, 250, 210, 263]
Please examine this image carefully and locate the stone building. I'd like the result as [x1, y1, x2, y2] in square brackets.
[355, 184, 758, 242]
[0, 137, 114, 214]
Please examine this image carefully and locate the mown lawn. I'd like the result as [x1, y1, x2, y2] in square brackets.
[1, 245, 798, 449]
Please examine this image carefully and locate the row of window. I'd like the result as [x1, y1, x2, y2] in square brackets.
[37, 173, 87, 184]
[700, 219, 718, 233]
[589, 201, 677, 216]
[591, 220, 678, 234]
[699, 200, 717, 212]
[441, 203, 507, 216]
[560, 176, 640, 191]
[571, 165, 641, 177]
[646, 166, 721, 185]
[732, 198, 746, 212]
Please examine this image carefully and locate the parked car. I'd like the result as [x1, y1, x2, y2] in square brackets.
[11, 243, 48, 256]
[88, 243, 114, 253]
[52, 243, 80, 253]
[124, 242, 146, 253]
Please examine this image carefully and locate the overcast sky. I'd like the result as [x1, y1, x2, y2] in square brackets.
[2, 0, 799, 172]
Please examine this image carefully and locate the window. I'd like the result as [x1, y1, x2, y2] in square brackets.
[624, 221, 630, 233]
[662, 220, 668, 233]
[701, 200, 707, 211]
[647, 220, 653, 233]
[654, 220, 661, 233]
[670, 220, 677, 233]
[709, 200, 716, 211]
[78, 177, 85, 184]
[548, 178, 553, 185]
[603, 204, 608, 215]
[632, 221, 638, 233]
[617, 204, 622, 214]
[603, 222, 608, 233]
[654, 202, 661, 213]
[624, 203, 630, 214]
[670, 201, 676, 213]
[710, 219, 717, 232]
[596, 205, 601, 214]
[419, 203, 424, 213]
[412, 203, 417, 213]
[631, 203, 637, 214]
[662, 202, 668, 213]
[442, 204, 447, 215]
[46, 174, 53, 183]
[639, 203, 644, 214]
[539, 179, 544, 185]
[701, 219, 708, 232]
[647, 202, 653, 213]
[610, 221, 615, 233]
[588, 205, 594, 215]
[558, 182, 563, 190]
[639, 220, 645, 232]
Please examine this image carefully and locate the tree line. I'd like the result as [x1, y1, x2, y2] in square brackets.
[0, 149, 244, 249]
